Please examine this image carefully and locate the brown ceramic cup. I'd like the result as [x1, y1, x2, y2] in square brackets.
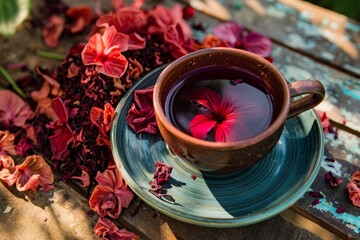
[153, 48, 325, 172]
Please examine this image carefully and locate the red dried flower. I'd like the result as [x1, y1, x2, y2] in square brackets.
[346, 171, 360, 207]
[213, 22, 272, 57]
[0, 131, 17, 156]
[336, 207, 345, 213]
[0, 90, 35, 128]
[148, 4, 192, 39]
[149, 161, 174, 203]
[96, 7, 147, 50]
[90, 103, 115, 143]
[0, 155, 17, 186]
[71, 166, 90, 187]
[126, 86, 159, 134]
[66, 5, 94, 33]
[164, 22, 195, 58]
[42, 15, 65, 48]
[316, 110, 331, 133]
[94, 217, 140, 240]
[13, 155, 54, 192]
[325, 171, 343, 188]
[82, 26, 129, 78]
[89, 166, 134, 218]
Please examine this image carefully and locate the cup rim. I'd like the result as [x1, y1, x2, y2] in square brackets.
[153, 47, 290, 149]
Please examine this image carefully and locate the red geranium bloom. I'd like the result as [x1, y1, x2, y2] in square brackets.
[89, 166, 134, 218]
[82, 26, 129, 78]
[0, 155, 17, 186]
[13, 155, 54, 192]
[94, 217, 140, 240]
[213, 22, 272, 57]
[96, 7, 147, 50]
[126, 86, 158, 134]
[0, 90, 35, 128]
[187, 87, 239, 142]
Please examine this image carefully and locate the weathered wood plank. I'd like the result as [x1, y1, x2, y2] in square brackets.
[294, 129, 360, 240]
[227, 0, 360, 77]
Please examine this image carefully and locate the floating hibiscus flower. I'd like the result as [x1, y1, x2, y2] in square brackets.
[186, 87, 239, 142]
[212, 22, 272, 57]
[81, 25, 129, 78]
[0, 90, 34, 128]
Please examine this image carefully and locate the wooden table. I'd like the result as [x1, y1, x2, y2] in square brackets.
[0, 0, 359, 239]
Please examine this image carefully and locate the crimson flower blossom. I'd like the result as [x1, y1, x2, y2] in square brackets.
[187, 87, 239, 142]
[126, 86, 158, 134]
[89, 166, 134, 219]
[0, 90, 35, 128]
[96, 7, 147, 50]
[82, 26, 129, 78]
[0, 155, 17, 186]
[94, 217, 139, 240]
[213, 22, 272, 57]
[13, 155, 54, 192]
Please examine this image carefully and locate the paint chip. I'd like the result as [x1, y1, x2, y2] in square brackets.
[4, 206, 12, 213]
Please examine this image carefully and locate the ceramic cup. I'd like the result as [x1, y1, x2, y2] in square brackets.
[153, 48, 325, 173]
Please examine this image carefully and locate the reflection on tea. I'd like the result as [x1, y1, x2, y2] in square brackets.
[165, 65, 275, 142]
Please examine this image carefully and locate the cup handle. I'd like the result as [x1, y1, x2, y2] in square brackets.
[287, 79, 325, 118]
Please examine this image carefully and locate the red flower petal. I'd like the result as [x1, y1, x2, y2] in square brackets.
[347, 182, 360, 207]
[242, 32, 272, 57]
[42, 15, 65, 48]
[66, 5, 94, 33]
[52, 97, 69, 124]
[48, 124, 74, 159]
[0, 90, 34, 127]
[94, 217, 140, 239]
[95, 166, 125, 190]
[212, 22, 244, 46]
[89, 185, 121, 218]
[102, 26, 129, 52]
[71, 167, 90, 187]
[190, 114, 217, 140]
[82, 33, 106, 65]
[0, 155, 17, 186]
[164, 23, 191, 59]
[99, 49, 129, 78]
[15, 155, 54, 192]
[186, 87, 222, 113]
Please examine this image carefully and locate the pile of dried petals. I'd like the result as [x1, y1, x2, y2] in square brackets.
[0, 0, 275, 238]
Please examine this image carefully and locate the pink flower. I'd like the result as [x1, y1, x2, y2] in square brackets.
[96, 7, 147, 50]
[89, 166, 134, 218]
[126, 86, 158, 134]
[42, 15, 65, 48]
[148, 4, 192, 39]
[347, 171, 360, 207]
[82, 26, 129, 78]
[0, 131, 17, 156]
[0, 90, 34, 128]
[0, 155, 17, 186]
[94, 217, 139, 240]
[13, 155, 54, 192]
[66, 5, 94, 33]
[187, 87, 240, 142]
[213, 22, 272, 57]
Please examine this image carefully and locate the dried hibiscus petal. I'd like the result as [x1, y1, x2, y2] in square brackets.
[346, 171, 360, 207]
[94, 217, 140, 240]
[126, 86, 159, 134]
[325, 171, 343, 188]
[149, 161, 174, 203]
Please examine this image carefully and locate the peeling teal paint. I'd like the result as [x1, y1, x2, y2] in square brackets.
[346, 22, 360, 32]
[338, 84, 360, 101]
[314, 198, 360, 233]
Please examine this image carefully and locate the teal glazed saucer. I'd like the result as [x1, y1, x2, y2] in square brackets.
[111, 66, 325, 227]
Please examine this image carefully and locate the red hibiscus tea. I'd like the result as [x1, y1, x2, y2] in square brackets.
[164, 65, 275, 142]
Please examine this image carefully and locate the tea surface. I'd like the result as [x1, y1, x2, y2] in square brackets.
[165, 66, 274, 142]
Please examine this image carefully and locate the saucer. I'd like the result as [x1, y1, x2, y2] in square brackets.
[111, 66, 324, 227]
